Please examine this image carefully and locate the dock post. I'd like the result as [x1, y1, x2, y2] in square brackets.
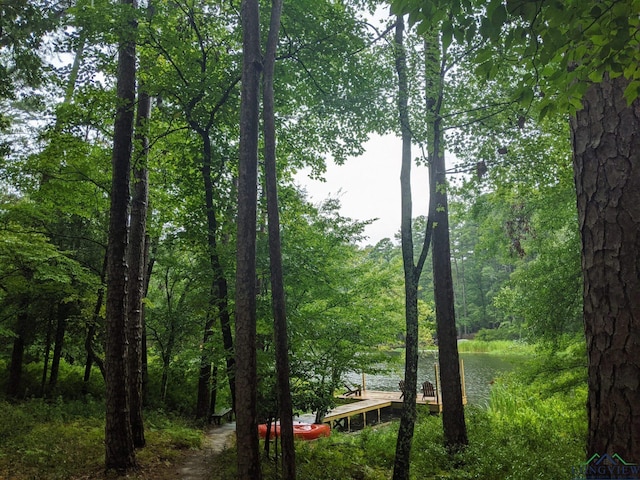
[460, 358, 466, 402]
[434, 363, 440, 406]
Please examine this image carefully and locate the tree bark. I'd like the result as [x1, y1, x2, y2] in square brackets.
[7, 297, 30, 399]
[83, 255, 107, 393]
[570, 75, 640, 467]
[262, 0, 294, 477]
[141, 234, 153, 405]
[127, 80, 151, 449]
[41, 309, 54, 396]
[196, 127, 235, 419]
[104, 0, 137, 471]
[432, 156, 468, 449]
[392, 16, 418, 480]
[424, 28, 468, 452]
[236, 0, 262, 477]
[48, 302, 70, 394]
[196, 311, 215, 419]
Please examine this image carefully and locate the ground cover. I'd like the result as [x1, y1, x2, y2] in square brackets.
[0, 342, 585, 479]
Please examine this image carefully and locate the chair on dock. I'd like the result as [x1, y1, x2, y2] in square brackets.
[422, 380, 435, 400]
[344, 382, 362, 397]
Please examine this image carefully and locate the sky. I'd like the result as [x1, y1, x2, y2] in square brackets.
[294, 133, 431, 247]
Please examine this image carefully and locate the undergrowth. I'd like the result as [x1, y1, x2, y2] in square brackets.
[0, 346, 587, 479]
[456, 339, 535, 355]
[0, 398, 204, 480]
[210, 347, 586, 480]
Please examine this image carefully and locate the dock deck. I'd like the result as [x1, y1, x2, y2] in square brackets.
[337, 389, 448, 413]
[322, 398, 392, 431]
[325, 360, 468, 430]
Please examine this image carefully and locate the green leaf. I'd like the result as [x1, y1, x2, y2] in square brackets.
[518, 87, 534, 106]
[623, 80, 640, 105]
[441, 19, 454, 50]
[490, 4, 508, 30]
[475, 59, 494, 80]
[539, 101, 556, 120]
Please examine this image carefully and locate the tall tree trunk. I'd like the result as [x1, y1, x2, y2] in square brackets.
[160, 321, 176, 403]
[160, 269, 176, 403]
[7, 333, 26, 399]
[262, 0, 294, 477]
[571, 75, 640, 466]
[7, 297, 30, 399]
[84, 255, 107, 393]
[141, 234, 153, 405]
[196, 311, 215, 419]
[104, 0, 137, 471]
[392, 16, 418, 480]
[127, 80, 151, 449]
[41, 309, 54, 396]
[64, 30, 85, 104]
[196, 128, 235, 419]
[209, 364, 219, 417]
[432, 155, 468, 449]
[48, 302, 70, 394]
[426, 32, 468, 451]
[236, 0, 262, 477]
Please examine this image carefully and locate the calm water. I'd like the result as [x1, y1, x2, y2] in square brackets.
[346, 350, 521, 406]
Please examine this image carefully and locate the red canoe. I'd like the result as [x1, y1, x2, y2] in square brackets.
[258, 421, 330, 441]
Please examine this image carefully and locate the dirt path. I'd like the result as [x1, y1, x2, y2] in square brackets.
[174, 422, 236, 479]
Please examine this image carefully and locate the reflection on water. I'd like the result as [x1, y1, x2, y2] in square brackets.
[346, 350, 520, 406]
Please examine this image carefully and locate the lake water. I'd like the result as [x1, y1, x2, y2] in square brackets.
[346, 350, 521, 406]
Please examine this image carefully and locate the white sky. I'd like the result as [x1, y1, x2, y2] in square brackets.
[294, 133, 431, 246]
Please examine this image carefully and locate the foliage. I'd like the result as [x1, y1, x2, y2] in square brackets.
[0, 397, 204, 480]
[456, 339, 534, 355]
[255, 192, 405, 420]
[391, 0, 640, 114]
[210, 364, 586, 479]
[473, 327, 522, 342]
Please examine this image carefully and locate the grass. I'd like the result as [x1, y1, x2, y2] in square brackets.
[456, 339, 535, 355]
[209, 377, 586, 480]
[0, 346, 586, 479]
[0, 382, 585, 480]
[209, 345, 586, 480]
[0, 397, 205, 480]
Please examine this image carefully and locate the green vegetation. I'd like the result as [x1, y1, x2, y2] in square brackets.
[3, 0, 635, 475]
[456, 339, 535, 355]
[207, 358, 586, 480]
[0, 342, 586, 479]
[0, 398, 203, 480]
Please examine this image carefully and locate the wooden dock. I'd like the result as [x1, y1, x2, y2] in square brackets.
[337, 389, 450, 414]
[322, 398, 392, 431]
[324, 360, 468, 430]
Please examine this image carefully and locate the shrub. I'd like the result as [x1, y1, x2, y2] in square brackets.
[475, 326, 522, 342]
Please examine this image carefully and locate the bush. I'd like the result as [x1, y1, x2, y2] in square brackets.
[456, 339, 534, 355]
[0, 359, 104, 400]
[474, 326, 523, 342]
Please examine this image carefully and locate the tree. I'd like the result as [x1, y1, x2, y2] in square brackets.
[391, 16, 428, 478]
[392, 13, 468, 474]
[127, 63, 152, 449]
[262, 0, 295, 477]
[143, 0, 240, 419]
[235, 0, 262, 477]
[104, 0, 138, 471]
[572, 75, 640, 466]
[423, 27, 468, 452]
[391, 0, 640, 465]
